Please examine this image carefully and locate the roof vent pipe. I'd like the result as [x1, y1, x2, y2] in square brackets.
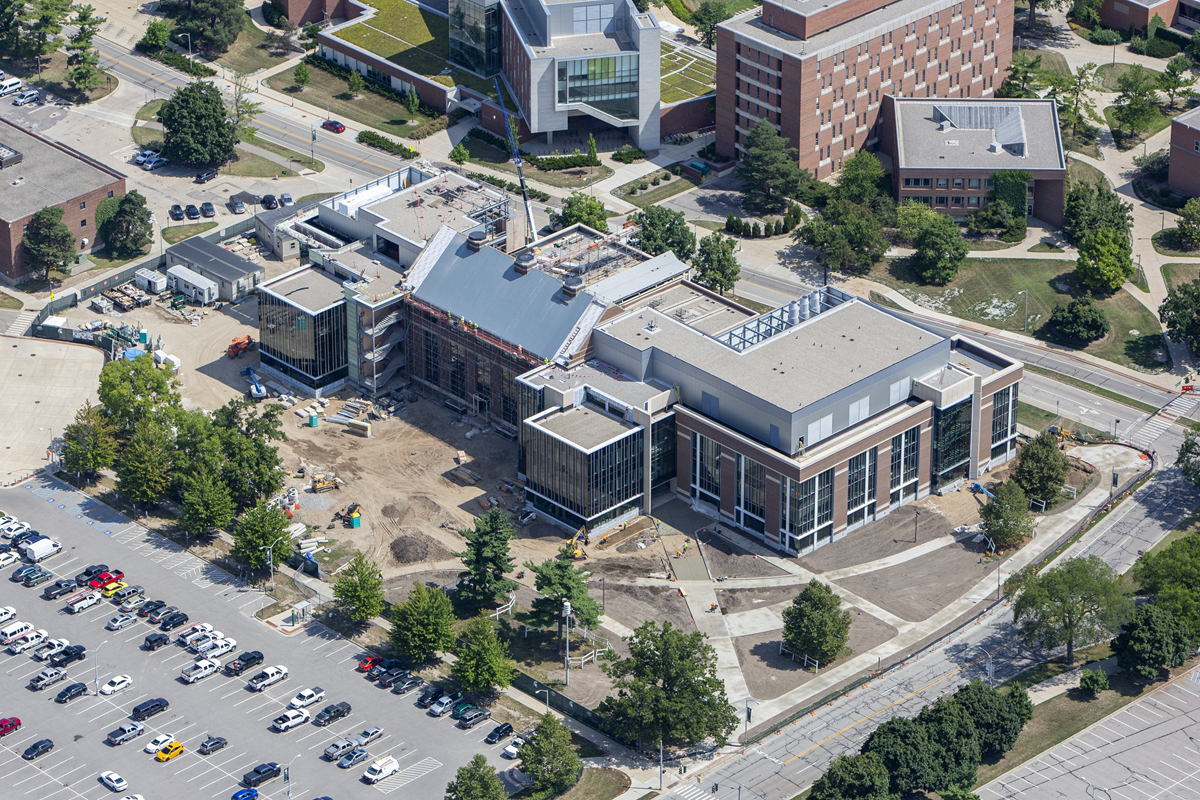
[515, 252, 535, 275]
[799, 295, 810, 320]
[788, 299, 798, 326]
[809, 289, 822, 316]
[467, 230, 486, 252]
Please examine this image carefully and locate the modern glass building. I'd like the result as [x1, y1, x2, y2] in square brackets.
[449, 0, 502, 76]
[257, 267, 350, 393]
[556, 55, 640, 120]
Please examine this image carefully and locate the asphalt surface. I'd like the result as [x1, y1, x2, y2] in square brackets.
[0, 478, 522, 800]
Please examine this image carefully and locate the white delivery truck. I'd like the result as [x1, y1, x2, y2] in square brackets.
[21, 539, 61, 563]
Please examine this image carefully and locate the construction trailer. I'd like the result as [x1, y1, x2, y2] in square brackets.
[134, 268, 167, 294]
[165, 265, 218, 306]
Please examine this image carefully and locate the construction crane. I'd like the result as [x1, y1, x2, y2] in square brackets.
[493, 77, 537, 245]
[240, 366, 267, 400]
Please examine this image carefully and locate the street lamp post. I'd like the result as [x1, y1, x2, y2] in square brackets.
[535, 689, 550, 715]
[93, 639, 109, 695]
[977, 645, 996, 688]
[260, 534, 286, 595]
[179, 33, 192, 74]
[285, 752, 301, 800]
[913, 506, 921, 543]
[743, 697, 760, 749]
[1017, 290, 1028, 331]
[563, 600, 571, 687]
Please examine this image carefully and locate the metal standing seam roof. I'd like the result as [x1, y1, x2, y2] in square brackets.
[412, 230, 599, 361]
[587, 251, 691, 305]
[167, 237, 263, 285]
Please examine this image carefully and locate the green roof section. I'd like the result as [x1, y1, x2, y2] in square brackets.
[660, 40, 716, 105]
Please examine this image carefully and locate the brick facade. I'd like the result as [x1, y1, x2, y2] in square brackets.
[660, 95, 716, 138]
[1097, 0, 1179, 35]
[1169, 112, 1200, 197]
[716, 0, 1013, 179]
[280, 0, 359, 26]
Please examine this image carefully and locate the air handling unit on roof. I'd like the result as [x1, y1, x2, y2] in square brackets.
[0, 141, 21, 169]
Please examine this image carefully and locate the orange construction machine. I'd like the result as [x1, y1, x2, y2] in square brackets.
[227, 336, 256, 358]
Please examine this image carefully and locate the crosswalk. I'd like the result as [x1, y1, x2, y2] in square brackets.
[1128, 394, 1200, 449]
[2, 310, 35, 337]
[666, 783, 711, 800]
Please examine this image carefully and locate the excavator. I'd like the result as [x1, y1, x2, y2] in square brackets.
[565, 526, 588, 560]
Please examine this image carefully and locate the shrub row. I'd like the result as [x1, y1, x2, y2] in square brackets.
[408, 114, 451, 140]
[611, 145, 646, 164]
[137, 43, 218, 78]
[304, 56, 439, 118]
[1087, 27, 1122, 45]
[356, 130, 419, 159]
[464, 171, 551, 203]
[725, 204, 804, 237]
[468, 127, 600, 170]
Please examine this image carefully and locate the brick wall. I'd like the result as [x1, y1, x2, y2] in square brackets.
[660, 94, 715, 137]
[0, 181, 125, 286]
[1098, 0, 1178, 34]
[1169, 118, 1200, 196]
[281, 0, 361, 26]
[500, 10, 531, 117]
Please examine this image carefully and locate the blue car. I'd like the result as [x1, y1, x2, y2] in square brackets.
[231, 791, 258, 800]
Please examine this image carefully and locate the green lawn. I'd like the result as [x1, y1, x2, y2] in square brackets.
[1102, 105, 1173, 151]
[1017, 47, 1070, 78]
[297, 192, 337, 203]
[1061, 128, 1103, 160]
[966, 239, 1020, 251]
[1028, 242, 1064, 252]
[162, 222, 217, 245]
[1153, 229, 1200, 258]
[1096, 62, 1162, 92]
[660, 40, 716, 103]
[220, 148, 297, 178]
[84, 247, 152, 272]
[130, 124, 162, 149]
[357, 0, 446, 56]
[1162, 261, 1200, 291]
[870, 257, 1167, 371]
[136, 99, 164, 121]
[613, 167, 700, 208]
[692, 220, 725, 231]
[0, 52, 117, 105]
[560, 768, 630, 800]
[1067, 158, 1108, 188]
[265, 67, 430, 139]
[218, 15, 289, 75]
[462, 137, 613, 189]
[242, 131, 324, 172]
[0, 291, 22, 311]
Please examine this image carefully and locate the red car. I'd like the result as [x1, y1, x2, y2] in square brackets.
[321, 119, 346, 134]
[357, 655, 382, 673]
[88, 569, 124, 589]
[0, 717, 21, 737]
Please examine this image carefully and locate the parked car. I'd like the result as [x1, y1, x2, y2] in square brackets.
[200, 202, 215, 218]
[502, 736, 526, 759]
[485, 722, 514, 744]
[272, 708, 310, 731]
[416, 686, 445, 708]
[378, 668, 409, 688]
[195, 169, 217, 184]
[22, 739, 53, 760]
[321, 119, 346, 134]
[357, 655, 382, 673]
[107, 613, 137, 631]
[100, 581, 127, 599]
[280, 193, 294, 206]
[391, 676, 424, 695]
[99, 771, 127, 792]
[160, 611, 189, 631]
[458, 708, 491, 729]
[9, 629, 48, 653]
[261, 194, 278, 210]
[231, 198, 246, 214]
[74, 564, 107, 585]
[367, 659, 404, 680]
[338, 748, 370, 769]
[0, 606, 14, 624]
[101, 675, 132, 695]
[231, 791, 258, 800]
[142, 156, 168, 171]
[155, 741, 184, 762]
[198, 736, 226, 755]
[106, 722, 144, 746]
[23, 568, 52, 587]
[147, 605, 177, 624]
[119, 595, 149, 613]
[242, 762, 281, 788]
[289, 687, 325, 709]
[133, 150, 157, 165]
[184, 205, 200, 220]
[49, 644, 86, 666]
[34, 638, 69, 661]
[43, 579, 77, 600]
[247, 665, 288, 691]
[226, 650, 263, 676]
[8, 565, 37, 584]
[0, 717, 19, 737]
[55, 682, 87, 704]
[323, 738, 355, 761]
[12, 89, 38, 106]
[88, 570, 124, 589]
[137, 599, 166, 618]
[30, 667, 68, 690]
[450, 700, 477, 720]
[131, 697, 169, 721]
[143, 633, 170, 651]
[168, 205, 185, 221]
[181, 659, 220, 684]
[143, 733, 174, 754]
[362, 755, 399, 784]
[0, 552, 16, 568]
[313, 701, 351, 726]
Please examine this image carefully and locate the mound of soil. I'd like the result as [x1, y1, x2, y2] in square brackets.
[389, 529, 454, 565]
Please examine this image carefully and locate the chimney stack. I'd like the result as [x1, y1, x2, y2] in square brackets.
[467, 230, 486, 252]
[563, 276, 584, 299]
[515, 252, 535, 275]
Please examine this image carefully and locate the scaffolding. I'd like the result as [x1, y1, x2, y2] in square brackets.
[527, 224, 645, 286]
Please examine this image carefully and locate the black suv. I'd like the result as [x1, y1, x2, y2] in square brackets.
[43, 579, 77, 600]
[261, 194, 278, 210]
[198, 736, 227, 755]
[143, 632, 170, 651]
[226, 650, 264, 676]
[485, 722, 514, 744]
[137, 599, 166, 618]
[12, 530, 41, 548]
[195, 169, 217, 184]
[313, 702, 352, 727]
[185, 204, 200, 220]
[50, 645, 86, 667]
[243, 762, 281, 787]
[132, 698, 169, 721]
[74, 564, 107, 586]
[160, 611, 189, 631]
[168, 204, 185, 221]
[416, 686, 445, 708]
[55, 683, 87, 704]
[200, 201, 215, 218]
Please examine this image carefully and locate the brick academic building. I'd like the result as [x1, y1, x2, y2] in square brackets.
[714, 0, 1014, 178]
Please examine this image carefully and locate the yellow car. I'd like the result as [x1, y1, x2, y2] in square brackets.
[155, 741, 184, 762]
[102, 581, 128, 599]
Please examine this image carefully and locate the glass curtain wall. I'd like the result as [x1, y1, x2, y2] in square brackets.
[846, 447, 878, 529]
[931, 398, 974, 491]
[557, 56, 640, 120]
[990, 384, 1018, 463]
[691, 432, 721, 507]
[735, 454, 767, 534]
[448, 0, 502, 76]
[650, 415, 677, 489]
[259, 293, 347, 388]
[889, 425, 920, 506]
[780, 469, 834, 553]
[525, 424, 644, 525]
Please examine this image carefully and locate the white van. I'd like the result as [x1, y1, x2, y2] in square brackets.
[0, 620, 33, 643]
[0, 78, 22, 97]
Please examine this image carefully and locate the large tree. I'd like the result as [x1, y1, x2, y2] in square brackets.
[690, 0, 730, 48]
[911, 211, 968, 284]
[22, 0, 71, 68]
[1049, 296, 1110, 342]
[552, 192, 608, 232]
[1111, 603, 1191, 681]
[598, 620, 738, 747]
[65, 4, 105, 91]
[781, 580, 851, 666]
[1075, 228, 1134, 293]
[158, 80, 237, 166]
[952, 681, 1033, 756]
[1160, 280, 1200, 352]
[61, 400, 118, 482]
[453, 510, 518, 607]
[211, 398, 286, 509]
[179, 469, 235, 539]
[693, 231, 740, 295]
[1159, 54, 1197, 109]
[452, 616, 515, 693]
[861, 715, 939, 796]
[390, 581, 456, 663]
[979, 481, 1036, 549]
[1012, 555, 1132, 665]
[98, 353, 181, 434]
[1046, 62, 1098, 139]
[630, 206, 696, 262]
[231, 501, 290, 571]
[996, 51, 1045, 98]
[444, 754, 506, 800]
[916, 697, 981, 792]
[797, 201, 887, 280]
[22, 206, 76, 282]
[1012, 431, 1070, 504]
[809, 753, 892, 800]
[333, 551, 386, 622]
[1063, 180, 1133, 245]
[518, 713, 582, 794]
[833, 152, 886, 206]
[1113, 64, 1162, 140]
[525, 547, 602, 653]
[116, 419, 174, 511]
[1178, 197, 1200, 250]
[176, 0, 244, 53]
[103, 190, 153, 258]
[737, 119, 805, 213]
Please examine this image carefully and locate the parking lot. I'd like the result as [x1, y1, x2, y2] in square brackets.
[0, 476, 520, 799]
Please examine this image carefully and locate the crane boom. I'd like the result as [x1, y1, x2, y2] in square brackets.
[493, 77, 537, 245]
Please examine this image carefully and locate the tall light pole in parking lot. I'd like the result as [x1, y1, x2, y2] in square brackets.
[261, 534, 286, 595]
[285, 752, 301, 799]
[93, 639, 108, 695]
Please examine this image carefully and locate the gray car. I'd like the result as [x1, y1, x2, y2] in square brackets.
[337, 747, 370, 769]
[148, 605, 178, 624]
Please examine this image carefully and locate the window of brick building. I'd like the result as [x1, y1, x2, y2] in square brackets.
[952, 178, 964, 188]
[80, 219, 87, 228]
[936, 196, 948, 206]
[79, 201, 85, 210]
[952, 197, 963, 206]
[968, 178, 980, 188]
[107, 191, 113, 198]
[968, 197, 981, 206]
[937, 178, 948, 188]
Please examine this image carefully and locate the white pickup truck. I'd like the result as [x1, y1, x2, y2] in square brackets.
[66, 590, 101, 613]
[181, 659, 221, 684]
[288, 687, 325, 709]
[34, 638, 69, 661]
[272, 708, 310, 731]
[187, 630, 223, 652]
[198, 637, 236, 659]
[248, 665, 288, 692]
[9, 629, 48, 654]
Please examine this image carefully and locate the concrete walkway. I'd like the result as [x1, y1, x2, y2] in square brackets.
[1025, 656, 1120, 705]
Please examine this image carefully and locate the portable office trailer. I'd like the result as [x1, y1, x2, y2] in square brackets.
[165, 265, 217, 305]
[135, 268, 167, 294]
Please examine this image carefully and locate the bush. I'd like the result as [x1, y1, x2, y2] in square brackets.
[261, 0, 287, 28]
[670, 164, 681, 175]
[1146, 36, 1181, 58]
[1079, 668, 1109, 694]
[651, 177, 661, 186]
[464, 172, 550, 202]
[1129, 35, 1147, 54]
[356, 130, 419, 159]
[140, 45, 218, 77]
[1089, 27, 1122, 45]
[1134, 149, 1170, 181]
[611, 145, 646, 164]
[1049, 297, 1110, 341]
[661, 172, 671, 182]
[639, 182, 649, 191]
[409, 115, 451, 140]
